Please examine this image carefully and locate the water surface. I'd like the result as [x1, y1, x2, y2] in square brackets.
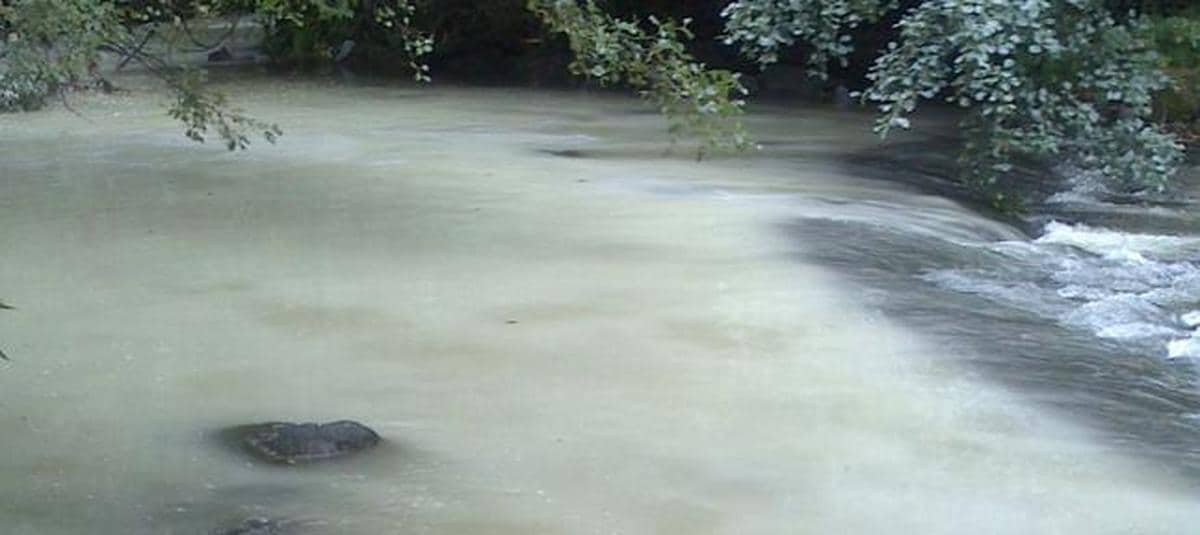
[0, 77, 1198, 533]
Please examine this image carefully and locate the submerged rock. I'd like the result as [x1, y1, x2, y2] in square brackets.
[229, 420, 381, 464]
[215, 517, 284, 535]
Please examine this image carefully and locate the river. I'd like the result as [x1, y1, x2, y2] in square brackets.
[1, 75, 1198, 533]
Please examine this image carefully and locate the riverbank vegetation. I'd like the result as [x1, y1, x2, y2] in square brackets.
[1, 0, 1197, 201]
[1142, 8, 1200, 144]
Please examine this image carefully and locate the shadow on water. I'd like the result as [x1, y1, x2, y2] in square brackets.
[835, 137, 1069, 235]
[839, 134, 1200, 234]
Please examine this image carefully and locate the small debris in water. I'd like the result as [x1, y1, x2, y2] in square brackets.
[1, 300, 14, 359]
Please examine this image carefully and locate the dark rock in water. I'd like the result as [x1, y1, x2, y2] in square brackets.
[215, 517, 284, 535]
[230, 420, 381, 464]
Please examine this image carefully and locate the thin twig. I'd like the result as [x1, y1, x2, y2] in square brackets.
[117, 26, 157, 71]
[176, 14, 243, 54]
[102, 41, 174, 80]
[57, 89, 91, 121]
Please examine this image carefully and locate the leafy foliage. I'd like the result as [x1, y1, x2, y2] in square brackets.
[720, 0, 1186, 199]
[868, 0, 1181, 195]
[254, 0, 432, 80]
[1, 0, 282, 149]
[166, 69, 280, 150]
[1, 0, 433, 148]
[3, 0, 1192, 196]
[529, 0, 751, 156]
[0, 0, 123, 109]
[721, 0, 895, 77]
[1140, 10, 1200, 141]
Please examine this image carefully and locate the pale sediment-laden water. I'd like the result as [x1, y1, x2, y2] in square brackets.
[1, 75, 1198, 534]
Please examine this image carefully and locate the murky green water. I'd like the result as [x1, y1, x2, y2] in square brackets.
[1, 76, 1198, 534]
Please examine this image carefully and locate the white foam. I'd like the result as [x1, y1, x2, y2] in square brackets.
[1181, 311, 1200, 328]
[1037, 221, 1200, 261]
[1063, 294, 1170, 334]
[927, 220, 1200, 358]
[1168, 335, 1200, 359]
[1096, 322, 1179, 340]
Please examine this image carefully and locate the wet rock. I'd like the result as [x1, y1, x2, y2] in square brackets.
[228, 420, 381, 464]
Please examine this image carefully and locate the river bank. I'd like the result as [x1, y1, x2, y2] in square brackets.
[1, 76, 1198, 533]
